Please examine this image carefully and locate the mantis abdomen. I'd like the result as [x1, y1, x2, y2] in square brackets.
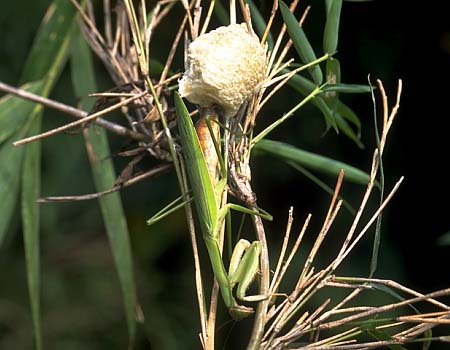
[195, 108, 220, 185]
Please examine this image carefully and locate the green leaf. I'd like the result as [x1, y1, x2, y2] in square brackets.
[326, 57, 341, 85]
[213, 0, 229, 25]
[71, 27, 137, 342]
[15, 1, 81, 349]
[323, 0, 343, 55]
[0, 81, 44, 144]
[254, 139, 372, 185]
[324, 58, 341, 117]
[245, 0, 274, 49]
[21, 111, 43, 350]
[279, 0, 323, 85]
[0, 134, 25, 246]
[334, 112, 364, 149]
[325, 0, 332, 14]
[336, 100, 362, 137]
[20, 2, 77, 83]
[322, 83, 373, 94]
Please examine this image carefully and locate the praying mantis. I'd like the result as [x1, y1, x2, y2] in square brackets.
[174, 93, 272, 320]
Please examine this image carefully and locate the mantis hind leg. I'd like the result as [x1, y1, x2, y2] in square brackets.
[229, 240, 267, 303]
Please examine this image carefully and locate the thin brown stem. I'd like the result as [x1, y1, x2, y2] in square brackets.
[13, 91, 148, 146]
[37, 164, 171, 202]
[0, 81, 150, 143]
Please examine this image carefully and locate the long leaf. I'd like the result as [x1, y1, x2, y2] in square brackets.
[322, 83, 373, 94]
[254, 139, 372, 185]
[71, 27, 137, 342]
[0, 134, 25, 245]
[323, 0, 343, 55]
[17, 1, 81, 349]
[324, 58, 341, 117]
[279, 0, 323, 85]
[21, 111, 43, 350]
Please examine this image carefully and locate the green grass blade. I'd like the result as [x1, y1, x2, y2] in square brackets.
[21, 111, 43, 350]
[279, 0, 323, 85]
[0, 81, 43, 244]
[174, 93, 217, 236]
[324, 58, 341, 118]
[326, 57, 341, 85]
[323, 0, 343, 55]
[0, 81, 44, 144]
[0, 134, 25, 246]
[245, 0, 274, 49]
[20, 2, 77, 83]
[322, 83, 373, 94]
[16, 2, 80, 349]
[336, 100, 362, 136]
[213, 0, 229, 25]
[254, 139, 372, 185]
[71, 27, 137, 342]
[334, 112, 364, 149]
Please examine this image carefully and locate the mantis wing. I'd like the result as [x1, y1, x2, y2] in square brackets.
[174, 93, 218, 238]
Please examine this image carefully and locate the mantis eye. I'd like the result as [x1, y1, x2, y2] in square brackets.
[179, 23, 267, 118]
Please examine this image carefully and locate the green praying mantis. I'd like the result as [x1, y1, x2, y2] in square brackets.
[173, 93, 272, 320]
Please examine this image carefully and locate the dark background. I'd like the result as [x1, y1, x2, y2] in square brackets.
[340, 1, 450, 291]
[1, 0, 449, 349]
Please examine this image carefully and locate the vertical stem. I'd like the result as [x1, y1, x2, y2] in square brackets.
[247, 211, 270, 350]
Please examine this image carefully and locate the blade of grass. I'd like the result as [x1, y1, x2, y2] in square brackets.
[254, 139, 373, 186]
[324, 57, 341, 116]
[71, 26, 137, 342]
[21, 112, 43, 350]
[0, 133, 26, 245]
[213, 0, 229, 25]
[279, 0, 323, 85]
[323, 0, 343, 55]
[336, 100, 362, 138]
[322, 83, 373, 94]
[17, 1, 82, 349]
